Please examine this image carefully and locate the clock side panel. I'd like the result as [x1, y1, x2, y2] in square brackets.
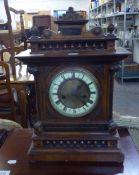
[33, 66, 55, 121]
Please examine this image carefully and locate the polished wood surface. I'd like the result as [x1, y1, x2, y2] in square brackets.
[15, 15, 131, 162]
[16, 47, 131, 64]
[0, 128, 139, 175]
[15, 32, 131, 161]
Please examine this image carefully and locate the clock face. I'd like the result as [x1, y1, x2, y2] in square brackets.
[49, 68, 99, 118]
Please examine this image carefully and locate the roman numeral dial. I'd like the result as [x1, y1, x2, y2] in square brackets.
[49, 68, 99, 117]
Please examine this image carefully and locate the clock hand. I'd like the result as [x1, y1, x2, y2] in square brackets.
[79, 97, 87, 106]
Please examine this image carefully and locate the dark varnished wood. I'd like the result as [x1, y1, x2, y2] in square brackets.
[15, 48, 130, 125]
[15, 47, 131, 163]
[17, 45, 130, 162]
[16, 47, 130, 65]
[15, 9, 131, 162]
[0, 128, 139, 175]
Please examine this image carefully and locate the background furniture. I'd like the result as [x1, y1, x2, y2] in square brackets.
[0, 0, 26, 76]
[23, 10, 50, 29]
[0, 119, 22, 148]
[0, 30, 20, 48]
[0, 61, 16, 121]
[0, 62, 34, 127]
[0, 119, 22, 131]
[89, 0, 139, 83]
[33, 15, 51, 34]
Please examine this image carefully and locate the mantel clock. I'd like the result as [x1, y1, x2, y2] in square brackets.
[16, 7, 130, 163]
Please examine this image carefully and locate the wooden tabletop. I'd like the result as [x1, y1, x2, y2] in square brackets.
[0, 128, 139, 175]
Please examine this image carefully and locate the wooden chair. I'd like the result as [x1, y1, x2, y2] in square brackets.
[0, 61, 16, 121]
[0, 0, 27, 76]
[0, 61, 30, 127]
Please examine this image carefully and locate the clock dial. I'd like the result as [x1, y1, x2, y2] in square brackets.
[49, 68, 99, 117]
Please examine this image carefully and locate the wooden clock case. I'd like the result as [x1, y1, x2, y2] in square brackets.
[16, 7, 130, 163]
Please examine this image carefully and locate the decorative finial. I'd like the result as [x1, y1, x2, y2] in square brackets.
[106, 21, 116, 38]
[91, 26, 102, 36]
[107, 22, 115, 34]
[68, 7, 74, 11]
[30, 26, 40, 36]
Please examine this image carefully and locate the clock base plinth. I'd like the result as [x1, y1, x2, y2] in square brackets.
[28, 144, 124, 163]
[28, 131, 124, 163]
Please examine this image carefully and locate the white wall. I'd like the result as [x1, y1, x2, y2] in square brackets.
[0, 0, 90, 29]
[0, 0, 7, 22]
[9, 0, 90, 14]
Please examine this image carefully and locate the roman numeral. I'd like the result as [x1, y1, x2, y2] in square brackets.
[81, 74, 84, 80]
[73, 109, 76, 114]
[90, 91, 96, 94]
[88, 100, 94, 104]
[83, 107, 87, 111]
[71, 72, 75, 78]
[54, 83, 59, 85]
[87, 82, 93, 86]
[52, 93, 58, 95]
[63, 106, 67, 112]
[55, 100, 60, 105]
[61, 75, 66, 80]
